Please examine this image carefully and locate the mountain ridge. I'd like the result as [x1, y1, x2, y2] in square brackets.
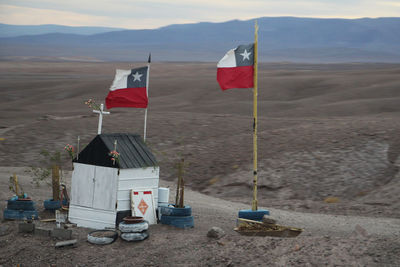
[1, 17, 399, 62]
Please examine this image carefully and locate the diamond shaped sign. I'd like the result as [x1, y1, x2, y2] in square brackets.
[137, 198, 149, 215]
[131, 189, 156, 225]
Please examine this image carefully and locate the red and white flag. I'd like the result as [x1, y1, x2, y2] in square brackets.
[105, 66, 148, 109]
[217, 44, 254, 90]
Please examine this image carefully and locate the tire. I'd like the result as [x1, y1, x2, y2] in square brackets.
[7, 199, 35, 211]
[238, 209, 270, 221]
[160, 205, 192, 217]
[119, 221, 149, 233]
[120, 231, 149, 242]
[160, 215, 194, 229]
[3, 209, 38, 220]
[87, 230, 118, 245]
[44, 199, 62, 210]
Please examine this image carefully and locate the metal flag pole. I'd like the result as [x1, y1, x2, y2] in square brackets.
[143, 53, 151, 142]
[252, 20, 259, 211]
[77, 136, 80, 161]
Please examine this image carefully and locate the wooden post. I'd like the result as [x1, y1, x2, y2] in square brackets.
[52, 165, 60, 201]
[252, 20, 259, 211]
[175, 164, 181, 207]
[175, 158, 185, 208]
[179, 158, 185, 208]
[13, 173, 19, 197]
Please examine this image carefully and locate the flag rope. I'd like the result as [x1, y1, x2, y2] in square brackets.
[252, 20, 259, 211]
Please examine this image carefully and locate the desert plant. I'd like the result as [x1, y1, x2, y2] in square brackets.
[64, 144, 75, 160]
[27, 149, 64, 186]
[109, 150, 120, 166]
[85, 98, 102, 110]
[9, 174, 24, 198]
[175, 158, 186, 208]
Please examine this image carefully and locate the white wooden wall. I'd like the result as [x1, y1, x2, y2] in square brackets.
[69, 163, 118, 229]
[70, 163, 95, 208]
[69, 163, 159, 229]
[117, 167, 160, 211]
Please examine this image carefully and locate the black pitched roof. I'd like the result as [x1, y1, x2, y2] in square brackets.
[74, 133, 157, 169]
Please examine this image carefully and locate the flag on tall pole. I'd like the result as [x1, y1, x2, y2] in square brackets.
[217, 44, 254, 90]
[105, 67, 149, 109]
[217, 21, 261, 212]
[252, 20, 259, 211]
[105, 55, 151, 141]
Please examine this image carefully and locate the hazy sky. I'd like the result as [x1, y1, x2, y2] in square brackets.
[0, 0, 399, 29]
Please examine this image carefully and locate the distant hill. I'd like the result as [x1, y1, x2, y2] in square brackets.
[1, 17, 400, 63]
[0, 23, 126, 37]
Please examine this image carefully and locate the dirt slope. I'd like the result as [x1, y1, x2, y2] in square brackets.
[0, 167, 399, 266]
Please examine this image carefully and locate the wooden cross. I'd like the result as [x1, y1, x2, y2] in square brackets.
[93, 104, 110, 134]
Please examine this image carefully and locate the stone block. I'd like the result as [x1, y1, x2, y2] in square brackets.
[35, 227, 51, 237]
[18, 222, 35, 233]
[51, 228, 72, 239]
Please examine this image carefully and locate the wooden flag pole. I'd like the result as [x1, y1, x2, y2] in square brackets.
[143, 53, 151, 142]
[252, 20, 259, 211]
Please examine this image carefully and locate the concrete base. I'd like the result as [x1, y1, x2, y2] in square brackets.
[51, 228, 72, 240]
[18, 222, 35, 233]
[35, 227, 51, 237]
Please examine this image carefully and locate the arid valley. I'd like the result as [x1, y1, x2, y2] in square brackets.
[1, 61, 400, 266]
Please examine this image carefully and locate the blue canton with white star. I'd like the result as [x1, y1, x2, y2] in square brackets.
[127, 66, 148, 88]
[234, 44, 254, 67]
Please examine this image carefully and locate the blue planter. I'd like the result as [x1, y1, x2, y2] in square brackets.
[238, 209, 270, 221]
[160, 215, 194, 229]
[7, 199, 36, 211]
[43, 198, 68, 210]
[3, 209, 38, 220]
[160, 205, 192, 216]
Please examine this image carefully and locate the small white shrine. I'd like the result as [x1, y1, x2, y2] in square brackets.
[68, 133, 159, 229]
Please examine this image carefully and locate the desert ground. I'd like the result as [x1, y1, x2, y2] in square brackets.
[0, 61, 400, 266]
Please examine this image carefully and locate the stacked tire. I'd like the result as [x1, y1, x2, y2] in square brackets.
[119, 220, 149, 242]
[3, 197, 39, 220]
[160, 205, 194, 229]
[44, 198, 68, 210]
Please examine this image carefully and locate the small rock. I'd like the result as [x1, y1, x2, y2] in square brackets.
[207, 227, 225, 239]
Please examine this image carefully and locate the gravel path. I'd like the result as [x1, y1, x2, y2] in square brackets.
[166, 180, 400, 238]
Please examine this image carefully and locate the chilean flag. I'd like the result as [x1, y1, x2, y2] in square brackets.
[217, 44, 254, 90]
[105, 66, 148, 109]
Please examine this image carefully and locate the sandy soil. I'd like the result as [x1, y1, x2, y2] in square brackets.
[1, 61, 400, 266]
[1, 167, 400, 266]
